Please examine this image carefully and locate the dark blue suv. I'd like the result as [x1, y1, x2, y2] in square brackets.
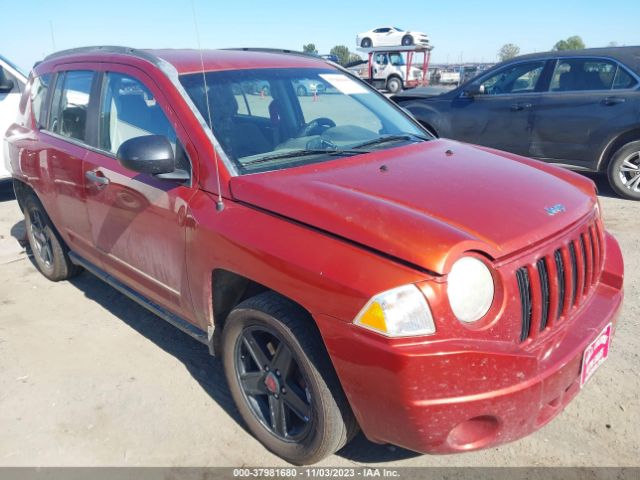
[393, 46, 640, 200]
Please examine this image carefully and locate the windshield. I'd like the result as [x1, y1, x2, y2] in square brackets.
[180, 68, 427, 174]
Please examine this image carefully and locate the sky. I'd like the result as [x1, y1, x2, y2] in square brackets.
[2, 0, 639, 72]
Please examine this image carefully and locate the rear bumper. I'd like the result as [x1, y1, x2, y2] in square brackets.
[317, 232, 624, 453]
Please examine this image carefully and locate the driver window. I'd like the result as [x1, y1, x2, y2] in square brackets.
[480, 61, 545, 95]
[375, 54, 388, 66]
[99, 72, 189, 170]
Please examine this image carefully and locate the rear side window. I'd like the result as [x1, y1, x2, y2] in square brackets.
[30, 73, 52, 129]
[49, 70, 94, 141]
[613, 67, 638, 89]
[99, 72, 189, 170]
[549, 58, 630, 91]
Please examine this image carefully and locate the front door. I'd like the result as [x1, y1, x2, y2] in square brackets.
[83, 66, 196, 319]
[448, 60, 548, 156]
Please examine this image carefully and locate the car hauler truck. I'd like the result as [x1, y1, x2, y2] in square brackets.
[349, 44, 433, 93]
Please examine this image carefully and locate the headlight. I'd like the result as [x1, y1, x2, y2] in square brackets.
[354, 284, 435, 337]
[447, 257, 494, 323]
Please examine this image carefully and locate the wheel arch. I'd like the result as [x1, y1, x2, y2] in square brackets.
[210, 268, 315, 355]
[597, 128, 640, 171]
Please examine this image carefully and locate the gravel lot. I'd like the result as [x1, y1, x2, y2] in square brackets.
[0, 174, 638, 467]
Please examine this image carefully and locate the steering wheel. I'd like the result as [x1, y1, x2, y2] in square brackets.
[305, 136, 339, 151]
[298, 117, 336, 137]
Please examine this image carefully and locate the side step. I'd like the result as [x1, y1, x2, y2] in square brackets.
[69, 252, 208, 346]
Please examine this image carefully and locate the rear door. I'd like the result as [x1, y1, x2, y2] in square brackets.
[82, 65, 196, 319]
[447, 60, 549, 156]
[37, 69, 97, 261]
[530, 57, 640, 169]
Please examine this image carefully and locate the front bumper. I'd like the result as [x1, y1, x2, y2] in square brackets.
[316, 232, 624, 453]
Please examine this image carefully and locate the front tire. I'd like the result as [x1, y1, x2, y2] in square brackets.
[607, 141, 640, 200]
[360, 38, 372, 48]
[222, 292, 357, 465]
[23, 195, 81, 281]
[387, 76, 403, 94]
[296, 85, 307, 96]
[401, 35, 414, 46]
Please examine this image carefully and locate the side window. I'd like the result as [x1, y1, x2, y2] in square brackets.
[375, 54, 388, 65]
[613, 66, 638, 90]
[49, 70, 93, 141]
[480, 61, 545, 95]
[30, 73, 52, 129]
[99, 72, 189, 170]
[549, 58, 617, 92]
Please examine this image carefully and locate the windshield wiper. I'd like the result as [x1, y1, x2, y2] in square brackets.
[351, 133, 429, 150]
[242, 148, 365, 167]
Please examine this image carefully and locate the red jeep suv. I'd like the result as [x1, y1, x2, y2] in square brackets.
[5, 46, 624, 465]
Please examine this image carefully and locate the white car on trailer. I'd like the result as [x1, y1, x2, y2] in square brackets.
[356, 27, 429, 48]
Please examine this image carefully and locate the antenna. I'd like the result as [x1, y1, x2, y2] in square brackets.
[49, 21, 57, 52]
[190, 0, 224, 212]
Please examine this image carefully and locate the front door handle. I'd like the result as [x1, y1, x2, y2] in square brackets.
[602, 96, 626, 106]
[510, 103, 532, 111]
[85, 170, 110, 187]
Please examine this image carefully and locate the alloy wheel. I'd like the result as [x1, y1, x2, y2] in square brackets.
[29, 209, 53, 267]
[618, 151, 640, 192]
[235, 326, 313, 442]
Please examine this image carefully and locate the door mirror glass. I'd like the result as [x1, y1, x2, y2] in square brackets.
[116, 135, 176, 175]
[462, 84, 485, 97]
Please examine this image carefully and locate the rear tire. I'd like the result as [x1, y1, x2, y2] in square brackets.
[296, 85, 307, 96]
[607, 141, 640, 200]
[387, 76, 403, 94]
[222, 292, 357, 465]
[23, 195, 81, 281]
[361, 38, 372, 48]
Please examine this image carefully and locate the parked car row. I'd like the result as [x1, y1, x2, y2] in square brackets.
[4, 46, 624, 465]
[392, 46, 640, 200]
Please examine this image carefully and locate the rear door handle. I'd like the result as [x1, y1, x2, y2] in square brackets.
[602, 96, 626, 106]
[510, 103, 532, 111]
[85, 170, 110, 187]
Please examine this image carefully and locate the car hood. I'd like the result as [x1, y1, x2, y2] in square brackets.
[230, 140, 596, 274]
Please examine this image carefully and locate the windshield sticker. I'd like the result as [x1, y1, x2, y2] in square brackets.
[319, 74, 368, 95]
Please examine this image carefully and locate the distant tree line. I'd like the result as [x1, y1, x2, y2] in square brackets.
[497, 35, 591, 62]
[302, 43, 362, 66]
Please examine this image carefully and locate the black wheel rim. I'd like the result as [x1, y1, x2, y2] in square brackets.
[235, 325, 313, 442]
[29, 209, 53, 268]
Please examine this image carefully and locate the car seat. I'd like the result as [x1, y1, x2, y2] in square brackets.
[203, 84, 271, 160]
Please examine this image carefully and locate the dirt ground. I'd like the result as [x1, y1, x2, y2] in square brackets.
[0, 174, 638, 467]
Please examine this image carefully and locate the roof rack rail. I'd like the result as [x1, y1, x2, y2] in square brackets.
[41, 45, 160, 65]
[223, 47, 313, 57]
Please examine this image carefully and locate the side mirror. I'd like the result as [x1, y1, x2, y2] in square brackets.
[461, 84, 485, 98]
[0, 79, 14, 94]
[116, 135, 188, 181]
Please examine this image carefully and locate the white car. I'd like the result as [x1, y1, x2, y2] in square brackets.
[1, 55, 27, 182]
[356, 27, 429, 49]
